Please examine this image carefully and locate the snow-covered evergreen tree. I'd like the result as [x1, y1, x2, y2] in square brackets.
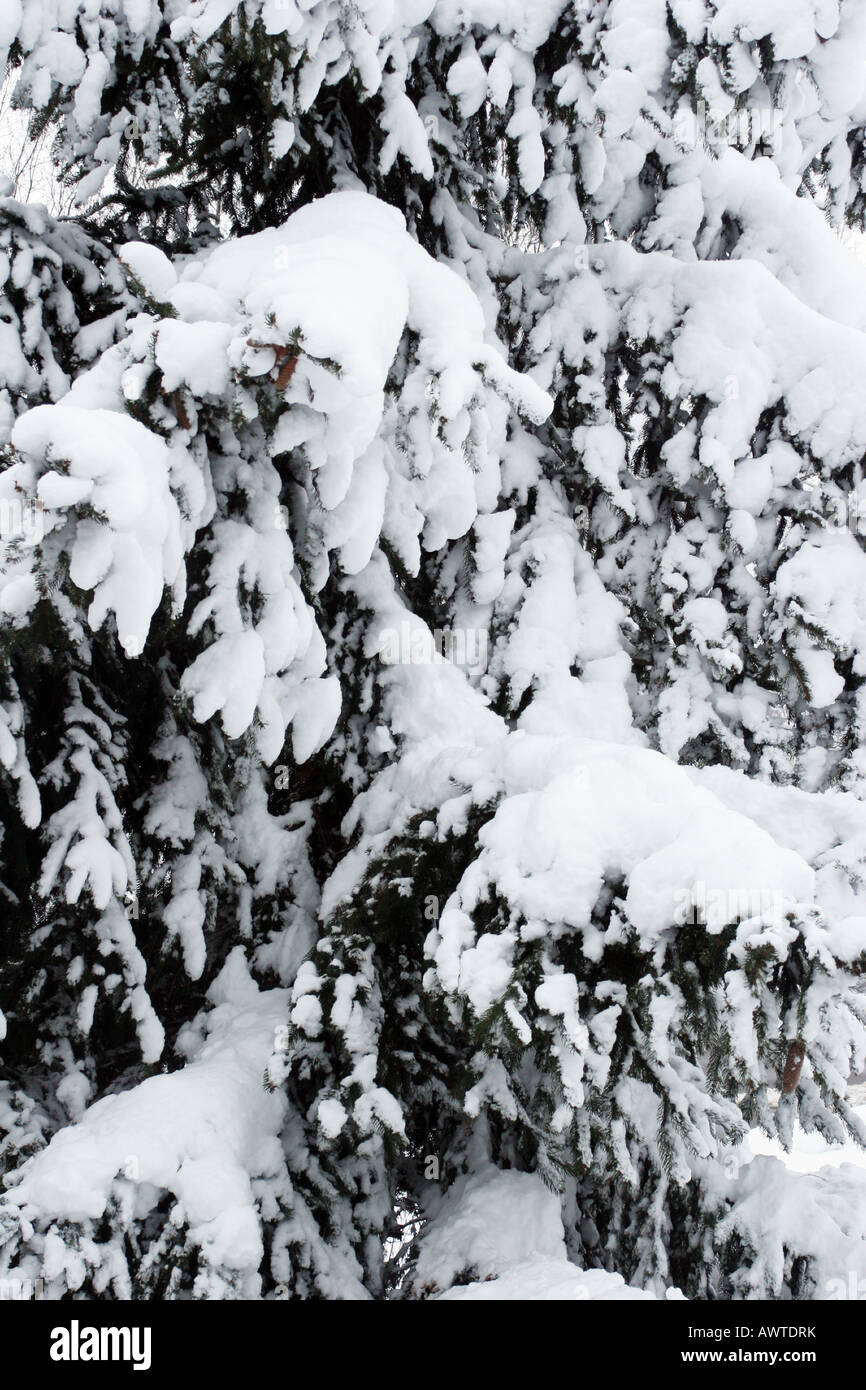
[2, 0, 866, 1301]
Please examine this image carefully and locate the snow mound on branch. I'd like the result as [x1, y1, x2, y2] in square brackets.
[118, 241, 177, 303]
[319, 702, 866, 1182]
[425, 735, 819, 998]
[4, 950, 289, 1294]
[691, 762, 866, 958]
[10, 405, 203, 657]
[2, 191, 547, 763]
[174, 188, 548, 495]
[434, 739, 813, 987]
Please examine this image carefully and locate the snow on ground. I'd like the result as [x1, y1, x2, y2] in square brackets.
[745, 1089, 866, 1175]
[436, 1261, 660, 1301]
[415, 1167, 661, 1301]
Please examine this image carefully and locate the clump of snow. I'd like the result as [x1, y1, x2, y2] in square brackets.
[3, 950, 291, 1295]
[414, 1167, 567, 1292]
[118, 242, 177, 303]
[10, 405, 203, 657]
[413, 1166, 660, 1300]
